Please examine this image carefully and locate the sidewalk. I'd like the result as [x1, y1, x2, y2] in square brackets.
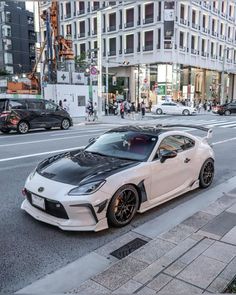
[17, 177, 236, 294]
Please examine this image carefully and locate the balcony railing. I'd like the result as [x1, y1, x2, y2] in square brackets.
[124, 21, 134, 28]
[92, 6, 100, 11]
[164, 43, 172, 49]
[201, 51, 208, 57]
[221, 12, 226, 17]
[179, 46, 186, 52]
[64, 14, 71, 19]
[202, 27, 208, 33]
[191, 48, 198, 54]
[220, 35, 226, 40]
[212, 31, 218, 37]
[228, 38, 233, 43]
[78, 32, 85, 38]
[125, 48, 134, 54]
[192, 23, 198, 29]
[212, 7, 218, 13]
[143, 44, 153, 51]
[143, 17, 154, 24]
[211, 54, 216, 59]
[203, 1, 209, 8]
[107, 25, 116, 32]
[77, 9, 85, 15]
[92, 30, 97, 35]
[229, 16, 235, 22]
[108, 50, 116, 56]
[180, 18, 187, 25]
[227, 58, 233, 63]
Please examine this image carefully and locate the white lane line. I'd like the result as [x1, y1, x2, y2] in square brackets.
[50, 128, 111, 137]
[0, 146, 85, 163]
[212, 137, 236, 145]
[0, 132, 102, 148]
[220, 123, 236, 128]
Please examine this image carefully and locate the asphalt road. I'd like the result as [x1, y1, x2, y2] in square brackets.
[1, 114, 236, 293]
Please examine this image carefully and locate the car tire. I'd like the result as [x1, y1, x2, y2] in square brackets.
[183, 109, 190, 116]
[17, 121, 29, 134]
[199, 158, 214, 188]
[1, 129, 10, 134]
[224, 110, 231, 116]
[107, 184, 139, 227]
[61, 118, 70, 130]
[156, 108, 163, 115]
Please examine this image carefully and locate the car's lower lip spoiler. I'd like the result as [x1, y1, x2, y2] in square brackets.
[156, 124, 213, 139]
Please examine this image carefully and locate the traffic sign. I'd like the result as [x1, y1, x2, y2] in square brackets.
[90, 66, 98, 75]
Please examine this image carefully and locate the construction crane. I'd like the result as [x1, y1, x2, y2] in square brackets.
[7, 0, 74, 94]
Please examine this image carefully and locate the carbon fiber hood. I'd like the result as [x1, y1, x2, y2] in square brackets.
[37, 149, 139, 186]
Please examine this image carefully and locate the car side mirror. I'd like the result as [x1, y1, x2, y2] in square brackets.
[160, 150, 177, 163]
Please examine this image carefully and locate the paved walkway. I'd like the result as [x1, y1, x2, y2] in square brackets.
[17, 178, 236, 294]
[68, 190, 236, 294]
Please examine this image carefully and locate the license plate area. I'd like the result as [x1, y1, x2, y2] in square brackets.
[31, 194, 45, 210]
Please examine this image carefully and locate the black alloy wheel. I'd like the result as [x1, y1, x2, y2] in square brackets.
[1, 129, 10, 134]
[107, 185, 139, 227]
[61, 118, 70, 130]
[199, 158, 214, 188]
[17, 121, 29, 134]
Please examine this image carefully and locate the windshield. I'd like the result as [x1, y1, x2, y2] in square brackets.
[85, 131, 158, 161]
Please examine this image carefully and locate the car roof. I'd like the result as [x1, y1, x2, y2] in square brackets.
[107, 125, 171, 136]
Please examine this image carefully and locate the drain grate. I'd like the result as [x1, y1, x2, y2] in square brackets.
[110, 238, 148, 260]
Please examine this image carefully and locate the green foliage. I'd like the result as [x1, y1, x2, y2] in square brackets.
[0, 68, 10, 76]
[74, 53, 87, 68]
[109, 77, 125, 95]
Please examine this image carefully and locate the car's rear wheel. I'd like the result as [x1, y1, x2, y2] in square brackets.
[156, 108, 163, 115]
[61, 118, 70, 130]
[183, 109, 190, 116]
[17, 121, 29, 134]
[224, 110, 231, 116]
[1, 128, 10, 134]
[107, 185, 139, 227]
[199, 158, 214, 188]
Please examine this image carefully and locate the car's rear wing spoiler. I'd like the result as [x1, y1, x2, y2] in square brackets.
[156, 124, 213, 140]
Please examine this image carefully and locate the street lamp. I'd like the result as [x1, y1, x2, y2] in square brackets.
[221, 47, 234, 104]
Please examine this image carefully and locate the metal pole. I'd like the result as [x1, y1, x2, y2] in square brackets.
[106, 59, 109, 114]
[97, 10, 103, 115]
[137, 64, 140, 105]
[221, 47, 226, 105]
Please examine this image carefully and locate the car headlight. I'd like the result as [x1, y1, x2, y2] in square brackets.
[68, 180, 106, 196]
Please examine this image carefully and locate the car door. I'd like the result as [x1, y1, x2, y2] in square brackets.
[44, 101, 62, 127]
[161, 103, 172, 114]
[149, 135, 196, 203]
[229, 103, 236, 114]
[26, 100, 46, 128]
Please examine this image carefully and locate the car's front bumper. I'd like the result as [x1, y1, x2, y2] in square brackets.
[21, 199, 108, 231]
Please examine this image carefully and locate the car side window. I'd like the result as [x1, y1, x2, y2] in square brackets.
[9, 100, 26, 110]
[155, 135, 195, 160]
[27, 101, 45, 110]
[45, 101, 57, 111]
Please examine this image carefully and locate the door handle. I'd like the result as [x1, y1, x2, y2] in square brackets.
[184, 158, 191, 163]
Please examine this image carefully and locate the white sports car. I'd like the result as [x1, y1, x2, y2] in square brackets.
[21, 125, 214, 232]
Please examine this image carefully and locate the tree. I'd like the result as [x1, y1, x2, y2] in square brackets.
[0, 68, 10, 76]
[75, 52, 87, 69]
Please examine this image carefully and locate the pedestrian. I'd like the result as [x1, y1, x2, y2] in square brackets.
[88, 101, 93, 121]
[63, 99, 69, 112]
[148, 100, 152, 112]
[126, 100, 131, 118]
[130, 102, 136, 120]
[93, 102, 98, 121]
[141, 100, 146, 118]
[105, 102, 109, 116]
[59, 100, 63, 108]
[120, 101, 125, 119]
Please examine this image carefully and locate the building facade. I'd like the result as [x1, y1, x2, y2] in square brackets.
[0, 1, 36, 75]
[40, 0, 236, 105]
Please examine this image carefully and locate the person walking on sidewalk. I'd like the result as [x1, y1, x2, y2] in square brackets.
[93, 102, 98, 121]
[130, 102, 136, 120]
[141, 100, 146, 118]
[120, 101, 125, 119]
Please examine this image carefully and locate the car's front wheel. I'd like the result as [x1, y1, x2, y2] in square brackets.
[156, 108, 163, 115]
[61, 118, 70, 130]
[183, 109, 190, 116]
[107, 185, 139, 227]
[17, 121, 29, 134]
[199, 158, 214, 188]
[224, 110, 231, 116]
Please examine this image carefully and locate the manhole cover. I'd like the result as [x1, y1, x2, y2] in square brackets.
[110, 238, 148, 259]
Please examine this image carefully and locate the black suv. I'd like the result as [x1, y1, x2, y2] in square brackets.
[0, 98, 73, 134]
[213, 101, 236, 116]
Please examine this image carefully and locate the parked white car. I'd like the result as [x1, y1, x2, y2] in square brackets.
[151, 102, 196, 116]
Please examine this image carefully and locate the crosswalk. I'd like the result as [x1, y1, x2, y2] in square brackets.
[156, 118, 236, 129]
